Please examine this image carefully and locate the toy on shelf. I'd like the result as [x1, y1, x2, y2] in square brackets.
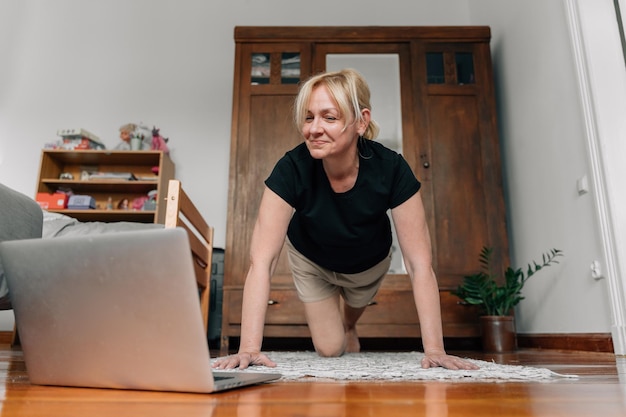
[114, 123, 170, 153]
[151, 127, 170, 154]
[54, 128, 106, 150]
[114, 123, 151, 151]
[132, 190, 158, 211]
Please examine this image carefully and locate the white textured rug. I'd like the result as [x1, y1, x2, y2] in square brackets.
[213, 351, 578, 382]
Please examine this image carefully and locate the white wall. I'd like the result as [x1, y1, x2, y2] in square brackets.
[468, 0, 614, 335]
[0, 0, 619, 341]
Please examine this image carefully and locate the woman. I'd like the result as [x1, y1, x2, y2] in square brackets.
[214, 68, 477, 371]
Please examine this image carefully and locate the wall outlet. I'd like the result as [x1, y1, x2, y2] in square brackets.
[590, 260, 604, 280]
[577, 175, 589, 195]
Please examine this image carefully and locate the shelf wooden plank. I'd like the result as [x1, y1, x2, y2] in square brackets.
[41, 179, 159, 194]
[39, 149, 164, 165]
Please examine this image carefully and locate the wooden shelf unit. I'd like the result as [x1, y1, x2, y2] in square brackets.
[36, 150, 175, 224]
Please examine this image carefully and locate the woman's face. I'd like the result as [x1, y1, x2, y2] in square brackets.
[302, 85, 364, 160]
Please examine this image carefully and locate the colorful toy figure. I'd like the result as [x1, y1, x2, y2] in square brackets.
[114, 123, 136, 150]
[117, 198, 129, 210]
[115, 123, 154, 150]
[151, 127, 170, 154]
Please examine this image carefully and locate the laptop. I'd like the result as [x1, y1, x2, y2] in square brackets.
[0, 228, 280, 393]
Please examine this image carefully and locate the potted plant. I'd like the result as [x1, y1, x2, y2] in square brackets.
[452, 246, 563, 353]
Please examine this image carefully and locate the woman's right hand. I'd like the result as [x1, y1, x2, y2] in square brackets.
[212, 352, 277, 370]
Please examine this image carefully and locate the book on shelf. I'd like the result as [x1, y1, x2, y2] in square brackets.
[88, 172, 137, 180]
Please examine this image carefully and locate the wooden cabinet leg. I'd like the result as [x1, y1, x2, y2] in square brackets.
[220, 335, 230, 357]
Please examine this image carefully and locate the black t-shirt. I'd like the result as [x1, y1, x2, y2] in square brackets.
[265, 140, 421, 273]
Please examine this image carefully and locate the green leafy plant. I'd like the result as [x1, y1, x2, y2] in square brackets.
[452, 247, 563, 316]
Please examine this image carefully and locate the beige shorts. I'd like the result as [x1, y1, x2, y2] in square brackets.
[286, 239, 391, 308]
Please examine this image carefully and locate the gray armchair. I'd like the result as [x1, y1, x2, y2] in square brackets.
[0, 183, 44, 309]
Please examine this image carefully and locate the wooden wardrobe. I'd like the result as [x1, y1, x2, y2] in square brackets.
[221, 26, 509, 354]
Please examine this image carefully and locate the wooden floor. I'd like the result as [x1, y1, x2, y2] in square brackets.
[0, 344, 623, 417]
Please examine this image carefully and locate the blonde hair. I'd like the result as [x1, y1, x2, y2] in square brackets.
[294, 68, 380, 140]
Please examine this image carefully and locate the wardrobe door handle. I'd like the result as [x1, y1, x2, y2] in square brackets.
[367, 300, 378, 306]
[423, 162, 430, 168]
[268, 299, 279, 305]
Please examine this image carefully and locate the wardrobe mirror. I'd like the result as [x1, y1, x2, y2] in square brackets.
[326, 54, 406, 274]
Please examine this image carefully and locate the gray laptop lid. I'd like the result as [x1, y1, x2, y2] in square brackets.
[0, 228, 280, 393]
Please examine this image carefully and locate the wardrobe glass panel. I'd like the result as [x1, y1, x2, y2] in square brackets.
[426, 52, 445, 84]
[251, 53, 270, 84]
[281, 53, 301, 84]
[455, 52, 475, 84]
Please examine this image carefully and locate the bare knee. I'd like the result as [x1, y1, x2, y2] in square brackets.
[315, 342, 345, 358]
[312, 335, 346, 357]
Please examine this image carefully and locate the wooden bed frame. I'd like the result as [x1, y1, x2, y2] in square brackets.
[164, 180, 214, 333]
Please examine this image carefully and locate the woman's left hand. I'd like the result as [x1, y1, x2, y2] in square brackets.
[421, 352, 479, 370]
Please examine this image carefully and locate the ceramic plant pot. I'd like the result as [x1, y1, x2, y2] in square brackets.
[480, 315, 517, 353]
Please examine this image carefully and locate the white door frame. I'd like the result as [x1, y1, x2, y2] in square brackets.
[564, 0, 626, 354]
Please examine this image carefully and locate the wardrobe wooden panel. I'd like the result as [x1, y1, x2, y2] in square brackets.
[222, 27, 508, 354]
